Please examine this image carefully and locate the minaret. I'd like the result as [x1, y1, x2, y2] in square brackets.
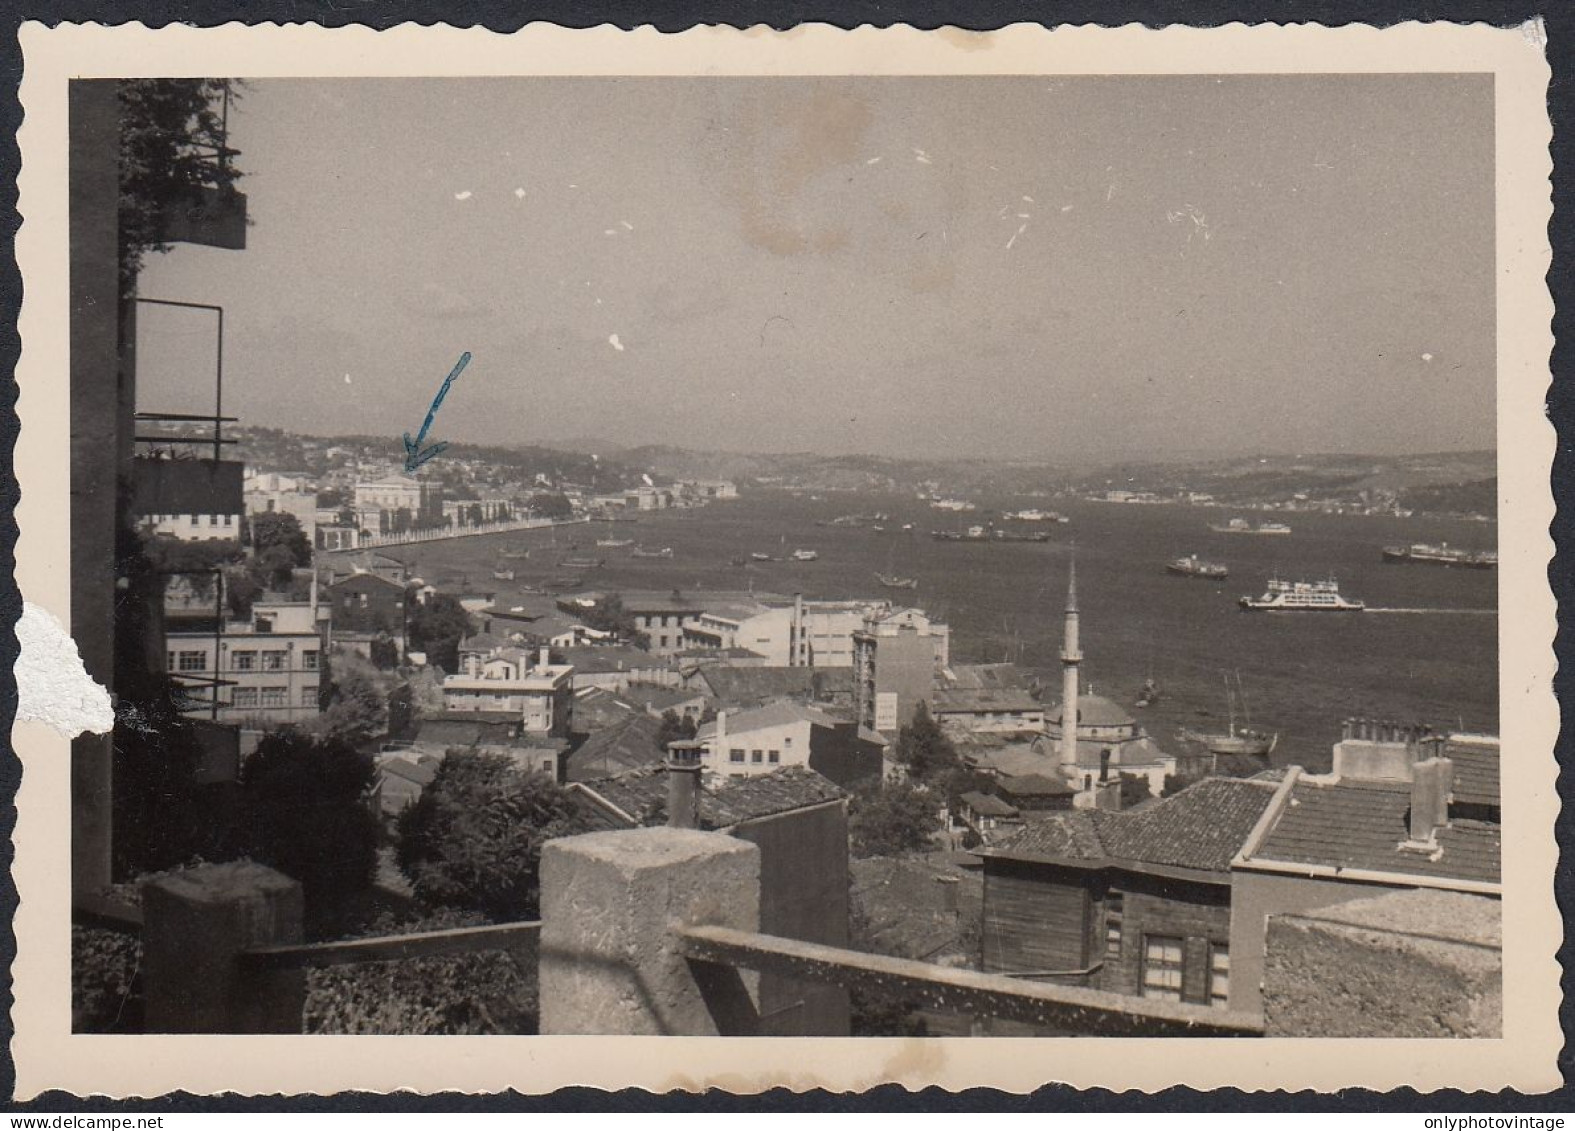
[1059, 559, 1082, 771]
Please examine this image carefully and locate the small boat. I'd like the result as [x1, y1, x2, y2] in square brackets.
[1135, 677, 1160, 708]
[630, 546, 673, 559]
[1179, 675, 1277, 756]
[548, 575, 584, 589]
[492, 569, 516, 581]
[751, 552, 777, 562]
[500, 550, 530, 560]
[1166, 554, 1229, 580]
[876, 572, 919, 590]
[729, 556, 748, 567]
[1210, 517, 1293, 535]
[991, 529, 1052, 543]
[792, 549, 819, 562]
[901, 523, 914, 532]
[597, 538, 634, 548]
[560, 556, 604, 570]
[1381, 542, 1496, 569]
[872, 525, 885, 533]
[1240, 577, 1364, 612]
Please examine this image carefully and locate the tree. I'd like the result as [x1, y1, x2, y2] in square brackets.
[848, 780, 940, 858]
[526, 493, 573, 520]
[578, 593, 648, 648]
[117, 79, 244, 293]
[654, 709, 697, 750]
[395, 752, 594, 920]
[892, 701, 962, 784]
[467, 503, 484, 527]
[1119, 773, 1153, 809]
[238, 729, 380, 907]
[250, 511, 311, 568]
[407, 592, 474, 673]
[310, 650, 390, 746]
[369, 636, 401, 670]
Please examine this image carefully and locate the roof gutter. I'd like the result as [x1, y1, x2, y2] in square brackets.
[1230, 854, 1502, 896]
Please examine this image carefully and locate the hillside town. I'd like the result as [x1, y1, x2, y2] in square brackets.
[66, 78, 1504, 1044]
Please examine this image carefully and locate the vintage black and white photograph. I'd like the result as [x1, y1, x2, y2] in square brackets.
[16, 19, 1556, 1097]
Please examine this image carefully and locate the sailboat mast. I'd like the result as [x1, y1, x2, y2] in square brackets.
[1224, 673, 1236, 737]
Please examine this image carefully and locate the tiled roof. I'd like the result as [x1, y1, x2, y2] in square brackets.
[986, 777, 1279, 875]
[618, 684, 706, 712]
[379, 757, 438, 787]
[996, 772, 1074, 798]
[945, 663, 1039, 692]
[931, 688, 1044, 714]
[1251, 777, 1501, 885]
[1444, 738, 1500, 810]
[572, 764, 846, 829]
[1050, 693, 1136, 728]
[458, 632, 507, 653]
[557, 645, 668, 673]
[565, 714, 664, 783]
[960, 791, 1019, 818]
[695, 699, 839, 739]
[700, 665, 838, 705]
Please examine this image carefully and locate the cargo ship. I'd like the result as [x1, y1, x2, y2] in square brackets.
[1239, 578, 1364, 612]
[1166, 554, 1229, 580]
[1381, 542, 1496, 569]
[1210, 517, 1293, 535]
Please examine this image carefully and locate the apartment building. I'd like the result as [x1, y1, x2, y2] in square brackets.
[165, 597, 324, 729]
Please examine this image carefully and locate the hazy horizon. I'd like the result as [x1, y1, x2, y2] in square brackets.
[136, 75, 1496, 463]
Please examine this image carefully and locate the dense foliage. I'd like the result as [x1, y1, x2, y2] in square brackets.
[576, 593, 648, 648]
[892, 701, 962, 783]
[238, 730, 380, 906]
[406, 592, 474, 673]
[248, 511, 312, 568]
[395, 752, 593, 920]
[848, 779, 940, 859]
[118, 79, 242, 292]
[304, 909, 538, 1035]
[72, 925, 143, 1034]
[309, 650, 390, 745]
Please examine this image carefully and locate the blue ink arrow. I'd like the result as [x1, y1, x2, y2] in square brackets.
[402, 351, 471, 473]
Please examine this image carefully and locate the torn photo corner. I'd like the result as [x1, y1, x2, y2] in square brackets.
[10, 18, 1556, 1099]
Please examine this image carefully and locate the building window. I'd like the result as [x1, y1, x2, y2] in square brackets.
[1209, 944, 1230, 1008]
[768, 750, 780, 764]
[751, 749, 763, 763]
[177, 650, 207, 672]
[231, 687, 258, 708]
[262, 650, 287, 671]
[783, 736, 792, 748]
[261, 686, 288, 708]
[300, 686, 317, 707]
[302, 650, 319, 670]
[233, 651, 256, 672]
[1105, 891, 1124, 961]
[1141, 936, 1184, 1002]
[730, 748, 745, 764]
[254, 616, 274, 634]
[224, 514, 234, 526]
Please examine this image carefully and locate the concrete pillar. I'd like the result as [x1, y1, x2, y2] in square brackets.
[539, 827, 760, 1036]
[141, 861, 305, 1033]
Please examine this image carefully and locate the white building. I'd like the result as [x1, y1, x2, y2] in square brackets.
[244, 470, 319, 545]
[443, 643, 575, 737]
[140, 512, 243, 542]
[166, 596, 324, 728]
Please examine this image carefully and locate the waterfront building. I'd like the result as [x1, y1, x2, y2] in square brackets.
[684, 595, 886, 668]
[353, 474, 444, 532]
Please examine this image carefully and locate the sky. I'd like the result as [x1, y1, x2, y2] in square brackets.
[136, 75, 1496, 463]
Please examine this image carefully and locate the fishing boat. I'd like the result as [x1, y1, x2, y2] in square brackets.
[1381, 542, 1496, 569]
[560, 555, 604, 570]
[1240, 577, 1365, 612]
[597, 537, 635, 548]
[750, 552, 777, 562]
[1179, 674, 1278, 756]
[1166, 554, 1229, 580]
[792, 549, 819, 562]
[500, 550, 530, 560]
[876, 572, 919, 590]
[630, 546, 673, 559]
[491, 569, 516, 581]
[1210, 517, 1293, 535]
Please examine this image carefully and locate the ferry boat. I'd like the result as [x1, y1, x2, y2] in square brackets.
[1239, 578, 1364, 612]
[1166, 554, 1229, 580]
[791, 549, 819, 562]
[1210, 517, 1293, 535]
[876, 572, 919, 590]
[1381, 542, 1496, 569]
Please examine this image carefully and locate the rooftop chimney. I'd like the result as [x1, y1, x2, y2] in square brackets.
[538, 647, 550, 669]
[665, 742, 704, 830]
[1408, 757, 1454, 844]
